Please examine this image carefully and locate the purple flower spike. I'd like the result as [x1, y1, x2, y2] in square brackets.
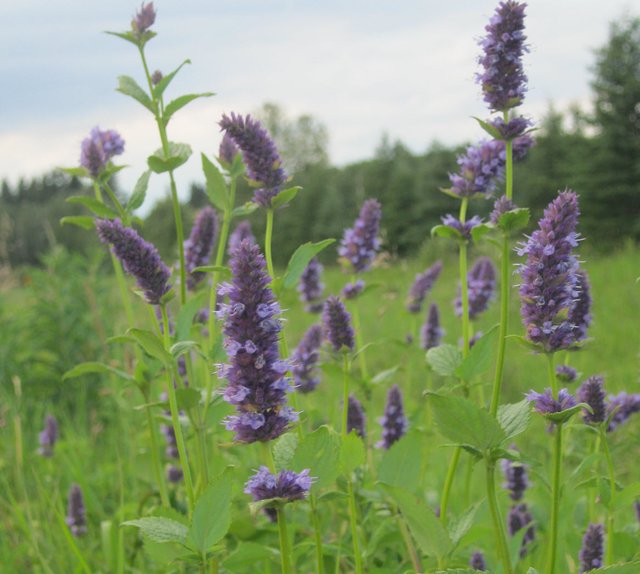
[477, 1, 528, 112]
[96, 218, 171, 305]
[338, 199, 382, 273]
[606, 392, 640, 432]
[501, 453, 529, 501]
[507, 503, 535, 557]
[407, 261, 443, 313]
[377, 385, 408, 450]
[578, 376, 607, 424]
[132, 2, 156, 38]
[167, 466, 183, 483]
[161, 424, 179, 459]
[38, 415, 58, 457]
[448, 140, 506, 198]
[489, 116, 532, 141]
[219, 132, 240, 165]
[421, 303, 444, 350]
[469, 551, 487, 571]
[220, 239, 294, 443]
[342, 279, 365, 300]
[219, 113, 287, 208]
[518, 190, 581, 352]
[511, 134, 535, 161]
[184, 206, 218, 291]
[292, 324, 323, 393]
[244, 466, 313, 504]
[322, 296, 355, 352]
[579, 523, 604, 573]
[228, 220, 255, 257]
[490, 195, 517, 225]
[298, 258, 324, 312]
[80, 127, 125, 177]
[347, 394, 367, 439]
[569, 269, 592, 343]
[440, 214, 483, 242]
[66, 484, 87, 537]
[455, 257, 496, 320]
[526, 388, 577, 415]
[556, 365, 578, 384]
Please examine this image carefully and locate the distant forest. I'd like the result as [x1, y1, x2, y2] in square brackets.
[2, 16, 639, 268]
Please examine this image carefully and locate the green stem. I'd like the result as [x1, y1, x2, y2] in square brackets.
[310, 494, 325, 574]
[490, 233, 511, 416]
[486, 459, 514, 574]
[396, 507, 422, 573]
[265, 208, 276, 279]
[346, 480, 363, 574]
[546, 423, 563, 574]
[145, 402, 170, 507]
[138, 45, 187, 305]
[547, 353, 558, 397]
[160, 304, 196, 514]
[459, 198, 470, 359]
[600, 426, 616, 565]
[341, 354, 351, 438]
[439, 446, 461, 528]
[277, 506, 294, 574]
[351, 286, 369, 380]
[102, 181, 129, 222]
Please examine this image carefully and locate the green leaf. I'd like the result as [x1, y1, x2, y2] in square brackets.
[281, 239, 336, 290]
[428, 393, 505, 451]
[497, 400, 531, 440]
[176, 388, 201, 411]
[455, 326, 498, 382]
[66, 196, 118, 219]
[377, 431, 423, 492]
[497, 207, 530, 234]
[153, 59, 191, 98]
[175, 292, 208, 341]
[291, 426, 340, 490]
[201, 154, 229, 211]
[526, 569, 541, 574]
[339, 432, 366, 476]
[448, 502, 481, 548]
[232, 201, 259, 218]
[122, 517, 188, 544]
[383, 485, 452, 560]
[191, 265, 231, 278]
[60, 166, 89, 178]
[544, 402, 590, 424]
[436, 570, 485, 574]
[116, 75, 154, 113]
[60, 216, 95, 230]
[170, 340, 200, 359]
[273, 432, 298, 472]
[470, 222, 493, 243]
[472, 116, 504, 140]
[271, 186, 301, 209]
[62, 361, 135, 383]
[583, 563, 640, 574]
[127, 170, 151, 212]
[126, 328, 171, 364]
[371, 365, 400, 385]
[163, 93, 214, 125]
[426, 344, 462, 377]
[431, 224, 464, 241]
[187, 468, 232, 553]
[147, 143, 192, 174]
[223, 542, 277, 570]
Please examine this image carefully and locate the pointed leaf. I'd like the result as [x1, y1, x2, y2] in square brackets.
[498, 400, 531, 440]
[147, 143, 192, 174]
[126, 328, 171, 364]
[426, 344, 462, 377]
[163, 93, 214, 124]
[339, 432, 366, 476]
[281, 239, 336, 290]
[273, 432, 298, 472]
[545, 402, 590, 424]
[176, 292, 208, 341]
[121, 517, 188, 544]
[497, 208, 530, 234]
[127, 170, 151, 212]
[153, 59, 191, 98]
[116, 75, 154, 113]
[62, 361, 135, 382]
[291, 426, 340, 490]
[431, 224, 464, 241]
[60, 216, 95, 230]
[455, 326, 498, 382]
[232, 201, 259, 218]
[66, 196, 118, 219]
[271, 186, 301, 209]
[472, 116, 504, 140]
[470, 222, 493, 243]
[202, 153, 229, 211]
[377, 431, 423, 492]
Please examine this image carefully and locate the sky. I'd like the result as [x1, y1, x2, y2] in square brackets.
[0, 0, 636, 210]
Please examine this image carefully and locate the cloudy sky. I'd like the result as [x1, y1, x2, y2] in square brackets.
[0, 0, 635, 209]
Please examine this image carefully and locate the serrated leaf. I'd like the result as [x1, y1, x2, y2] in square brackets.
[428, 393, 505, 451]
[431, 224, 464, 241]
[163, 93, 214, 125]
[127, 170, 151, 212]
[126, 328, 171, 364]
[281, 239, 335, 290]
[426, 344, 463, 377]
[291, 426, 340, 490]
[201, 154, 229, 211]
[147, 143, 192, 174]
[470, 222, 493, 243]
[383, 485, 452, 560]
[339, 432, 366, 476]
[273, 433, 298, 472]
[498, 400, 531, 440]
[62, 361, 135, 382]
[377, 431, 422, 492]
[60, 216, 95, 230]
[455, 326, 498, 382]
[448, 502, 481, 548]
[153, 59, 191, 98]
[497, 208, 530, 234]
[122, 517, 188, 544]
[187, 468, 232, 553]
[271, 186, 301, 209]
[116, 75, 154, 113]
[66, 196, 118, 218]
